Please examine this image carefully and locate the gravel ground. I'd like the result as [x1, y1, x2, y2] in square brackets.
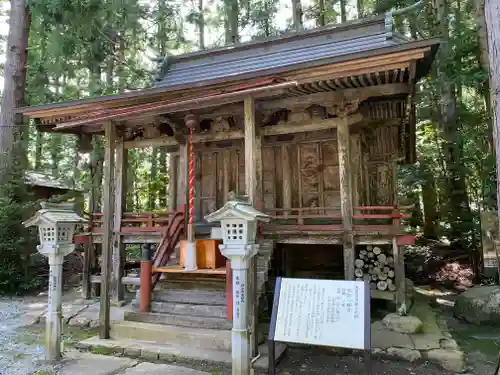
[0, 297, 45, 375]
[278, 348, 450, 375]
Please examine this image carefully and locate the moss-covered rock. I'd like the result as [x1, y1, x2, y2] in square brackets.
[454, 286, 500, 326]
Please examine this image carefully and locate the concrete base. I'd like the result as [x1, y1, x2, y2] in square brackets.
[76, 336, 287, 374]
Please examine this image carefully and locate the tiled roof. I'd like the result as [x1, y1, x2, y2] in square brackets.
[155, 16, 420, 89]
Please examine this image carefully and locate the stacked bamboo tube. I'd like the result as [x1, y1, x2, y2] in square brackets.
[355, 245, 396, 292]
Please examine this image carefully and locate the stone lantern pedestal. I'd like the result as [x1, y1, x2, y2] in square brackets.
[23, 202, 87, 361]
[205, 199, 270, 375]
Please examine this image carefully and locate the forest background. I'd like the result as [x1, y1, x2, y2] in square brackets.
[0, 0, 496, 293]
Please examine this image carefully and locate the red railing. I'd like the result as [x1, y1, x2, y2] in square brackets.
[262, 206, 411, 234]
[90, 211, 174, 233]
[151, 211, 185, 287]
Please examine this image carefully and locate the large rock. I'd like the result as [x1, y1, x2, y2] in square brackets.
[426, 349, 466, 373]
[454, 285, 500, 325]
[382, 313, 423, 334]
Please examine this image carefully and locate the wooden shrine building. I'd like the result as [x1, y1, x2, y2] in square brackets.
[19, 13, 439, 366]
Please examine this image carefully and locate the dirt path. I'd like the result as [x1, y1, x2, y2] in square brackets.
[0, 297, 45, 375]
[278, 348, 450, 375]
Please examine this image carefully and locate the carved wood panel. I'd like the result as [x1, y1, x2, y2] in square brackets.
[260, 136, 341, 213]
[262, 146, 277, 210]
[174, 146, 246, 219]
[360, 123, 399, 206]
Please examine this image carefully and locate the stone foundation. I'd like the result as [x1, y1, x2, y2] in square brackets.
[371, 297, 465, 372]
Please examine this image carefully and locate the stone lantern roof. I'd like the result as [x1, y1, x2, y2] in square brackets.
[204, 199, 271, 223]
[23, 202, 88, 227]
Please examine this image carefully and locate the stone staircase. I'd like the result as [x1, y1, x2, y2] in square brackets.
[113, 239, 275, 349]
[90, 239, 286, 372]
[129, 275, 231, 330]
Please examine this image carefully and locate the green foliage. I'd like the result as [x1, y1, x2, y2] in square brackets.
[1, 0, 494, 288]
[0, 185, 44, 294]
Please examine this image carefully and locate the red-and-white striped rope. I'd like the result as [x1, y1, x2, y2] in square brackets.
[188, 127, 195, 225]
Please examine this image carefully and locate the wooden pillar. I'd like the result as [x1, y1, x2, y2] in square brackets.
[168, 153, 178, 212]
[350, 133, 362, 210]
[244, 96, 262, 359]
[392, 166, 406, 313]
[337, 117, 355, 280]
[140, 244, 153, 312]
[99, 121, 116, 339]
[282, 145, 292, 218]
[112, 137, 126, 302]
[245, 96, 257, 202]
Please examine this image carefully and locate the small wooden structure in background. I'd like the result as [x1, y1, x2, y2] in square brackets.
[25, 171, 84, 201]
[19, 14, 439, 349]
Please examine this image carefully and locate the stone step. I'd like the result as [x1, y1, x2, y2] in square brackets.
[136, 289, 226, 306]
[156, 277, 226, 290]
[125, 311, 232, 330]
[148, 301, 227, 318]
[77, 336, 287, 373]
[110, 321, 232, 351]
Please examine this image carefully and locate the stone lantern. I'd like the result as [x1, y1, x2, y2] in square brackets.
[205, 198, 270, 375]
[23, 202, 87, 361]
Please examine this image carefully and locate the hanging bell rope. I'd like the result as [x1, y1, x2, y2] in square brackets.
[184, 114, 198, 243]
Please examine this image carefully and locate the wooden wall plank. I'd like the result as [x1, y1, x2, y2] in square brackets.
[262, 146, 276, 209]
[222, 149, 231, 202]
[282, 144, 292, 216]
[200, 151, 217, 216]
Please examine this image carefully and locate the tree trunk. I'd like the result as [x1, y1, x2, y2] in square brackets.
[485, 0, 500, 284]
[477, 0, 494, 154]
[35, 130, 43, 170]
[435, 0, 473, 243]
[198, 0, 205, 49]
[340, 0, 347, 22]
[158, 148, 168, 208]
[422, 173, 439, 239]
[148, 148, 158, 211]
[357, 0, 364, 18]
[230, 0, 239, 43]
[0, 0, 30, 186]
[318, 0, 325, 26]
[50, 134, 62, 177]
[126, 150, 136, 210]
[292, 0, 303, 31]
[89, 65, 104, 211]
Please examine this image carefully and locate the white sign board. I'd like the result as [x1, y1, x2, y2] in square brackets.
[269, 277, 370, 350]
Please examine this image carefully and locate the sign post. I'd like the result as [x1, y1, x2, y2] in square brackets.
[268, 277, 372, 375]
[205, 198, 271, 375]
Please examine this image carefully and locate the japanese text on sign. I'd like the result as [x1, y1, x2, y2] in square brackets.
[272, 278, 369, 350]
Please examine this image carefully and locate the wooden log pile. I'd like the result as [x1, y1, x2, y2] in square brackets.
[355, 245, 396, 292]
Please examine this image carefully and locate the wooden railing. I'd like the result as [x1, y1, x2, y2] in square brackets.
[263, 206, 411, 234]
[151, 210, 185, 287]
[90, 211, 175, 233]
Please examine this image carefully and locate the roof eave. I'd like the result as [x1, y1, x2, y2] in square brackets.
[19, 37, 440, 120]
[156, 37, 441, 92]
